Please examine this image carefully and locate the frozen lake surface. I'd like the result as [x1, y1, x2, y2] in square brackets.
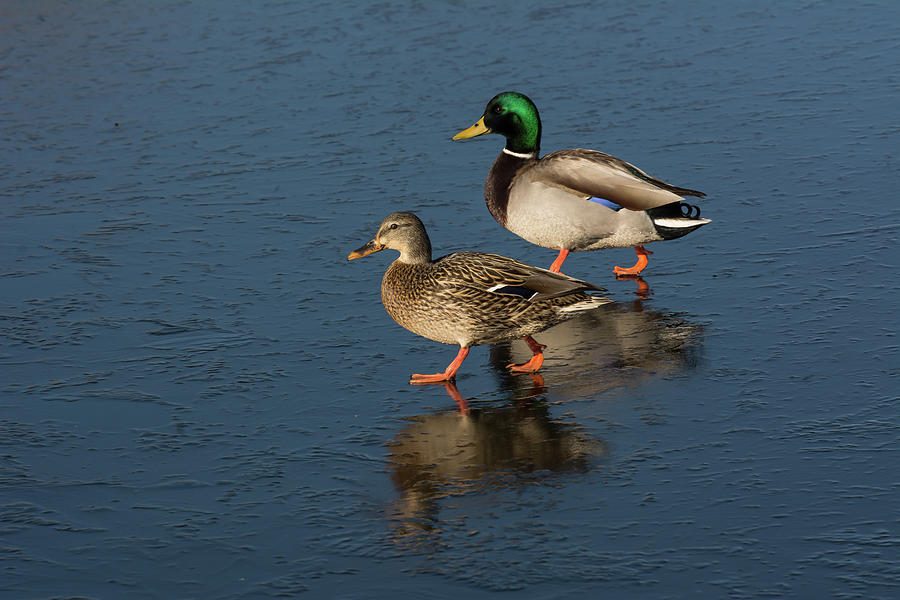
[2, 1, 898, 598]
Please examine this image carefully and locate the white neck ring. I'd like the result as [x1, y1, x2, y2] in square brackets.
[503, 148, 537, 159]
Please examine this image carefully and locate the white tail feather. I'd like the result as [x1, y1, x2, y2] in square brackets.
[653, 217, 711, 228]
[559, 296, 612, 313]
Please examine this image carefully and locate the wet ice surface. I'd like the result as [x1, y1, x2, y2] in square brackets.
[2, 1, 898, 598]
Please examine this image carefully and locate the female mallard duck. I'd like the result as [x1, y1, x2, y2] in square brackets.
[453, 91, 710, 275]
[348, 212, 610, 383]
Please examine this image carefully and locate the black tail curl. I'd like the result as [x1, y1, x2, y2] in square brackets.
[679, 202, 702, 219]
[648, 201, 709, 240]
[647, 201, 702, 221]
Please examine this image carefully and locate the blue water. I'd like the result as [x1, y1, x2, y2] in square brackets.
[2, 1, 898, 598]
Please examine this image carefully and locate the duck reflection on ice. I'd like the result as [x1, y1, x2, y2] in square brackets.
[387, 380, 607, 545]
[490, 297, 704, 398]
[385, 299, 702, 545]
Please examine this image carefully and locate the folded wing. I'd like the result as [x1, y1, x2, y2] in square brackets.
[523, 149, 705, 212]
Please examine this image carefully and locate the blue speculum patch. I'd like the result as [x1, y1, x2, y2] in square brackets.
[589, 197, 622, 211]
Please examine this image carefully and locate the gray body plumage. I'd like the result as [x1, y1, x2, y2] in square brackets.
[492, 149, 709, 252]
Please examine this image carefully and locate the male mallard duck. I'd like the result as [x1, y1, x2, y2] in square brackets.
[347, 212, 610, 383]
[453, 91, 710, 275]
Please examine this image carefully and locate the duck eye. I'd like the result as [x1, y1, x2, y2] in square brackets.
[389, 223, 398, 230]
[492, 105, 502, 114]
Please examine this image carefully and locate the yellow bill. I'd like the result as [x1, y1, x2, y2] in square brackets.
[452, 116, 490, 140]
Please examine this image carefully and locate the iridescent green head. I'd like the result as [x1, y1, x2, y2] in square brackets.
[453, 91, 542, 155]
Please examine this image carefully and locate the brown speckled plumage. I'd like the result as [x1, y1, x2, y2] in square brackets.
[348, 212, 610, 381]
[382, 250, 603, 347]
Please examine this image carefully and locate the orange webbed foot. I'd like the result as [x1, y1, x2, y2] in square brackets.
[613, 246, 652, 276]
[506, 353, 544, 373]
[506, 336, 546, 374]
[409, 372, 455, 384]
[408, 346, 469, 385]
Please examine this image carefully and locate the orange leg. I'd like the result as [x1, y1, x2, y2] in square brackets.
[507, 336, 547, 373]
[410, 346, 469, 383]
[548, 249, 570, 273]
[613, 245, 653, 276]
